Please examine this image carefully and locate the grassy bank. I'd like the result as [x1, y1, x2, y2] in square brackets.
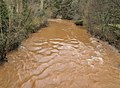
[0, 0, 48, 61]
[87, 25, 120, 52]
[0, 17, 47, 62]
[7, 19, 47, 52]
[84, 0, 120, 52]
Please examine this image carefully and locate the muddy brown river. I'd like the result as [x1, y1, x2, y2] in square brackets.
[0, 19, 120, 88]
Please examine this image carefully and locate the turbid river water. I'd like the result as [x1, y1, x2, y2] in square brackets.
[0, 19, 120, 88]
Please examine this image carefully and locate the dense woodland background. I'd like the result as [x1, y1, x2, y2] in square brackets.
[0, 0, 120, 61]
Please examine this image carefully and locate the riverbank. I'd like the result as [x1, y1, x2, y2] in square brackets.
[85, 25, 120, 53]
[7, 21, 48, 52]
[0, 19, 47, 62]
[0, 0, 49, 61]
[72, 19, 120, 53]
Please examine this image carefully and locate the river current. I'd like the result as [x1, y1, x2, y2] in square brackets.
[0, 19, 120, 88]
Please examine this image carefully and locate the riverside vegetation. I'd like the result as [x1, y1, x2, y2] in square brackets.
[0, 0, 120, 61]
[0, 0, 47, 61]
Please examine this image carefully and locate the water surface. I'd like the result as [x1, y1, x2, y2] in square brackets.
[0, 19, 120, 88]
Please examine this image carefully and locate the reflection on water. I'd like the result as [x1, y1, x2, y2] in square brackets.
[0, 19, 120, 88]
